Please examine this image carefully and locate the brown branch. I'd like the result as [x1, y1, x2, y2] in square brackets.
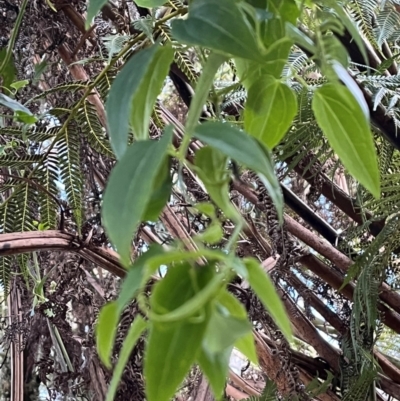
[300, 254, 400, 333]
[0, 230, 125, 278]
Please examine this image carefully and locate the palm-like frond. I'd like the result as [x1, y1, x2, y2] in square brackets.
[57, 123, 83, 228]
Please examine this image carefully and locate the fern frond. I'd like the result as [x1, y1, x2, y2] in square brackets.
[95, 67, 119, 101]
[76, 101, 114, 158]
[347, 0, 380, 50]
[375, 5, 400, 46]
[0, 154, 43, 168]
[168, 0, 187, 10]
[57, 123, 83, 227]
[28, 82, 88, 102]
[37, 151, 59, 229]
[0, 256, 12, 294]
[12, 183, 37, 233]
[174, 51, 199, 84]
[0, 126, 60, 142]
[358, 74, 400, 88]
[102, 34, 132, 63]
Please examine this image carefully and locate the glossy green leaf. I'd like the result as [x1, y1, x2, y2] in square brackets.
[106, 316, 147, 401]
[102, 129, 172, 266]
[197, 346, 232, 399]
[244, 76, 297, 148]
[96, 301, 119, 369]
[195, 146, 239, 221]
[194, 121, 283, 221]
[106, 45, 166, 159]
[145, 263, 213, 401]
[245, 258, 292, 341]
[142, 158, 172, 222]
[130, 46, 174, 141]
[86, 0, 108, 29]
[312, 83, 380, 198]
[171, 0, 264, 62]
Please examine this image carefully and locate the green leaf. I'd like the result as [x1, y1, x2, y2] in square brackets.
[195, 146, 239, 221]
[106, 316, 147, 401]
[205, 306, 251, 355]
[197, 346, 232, 399]
[196, 290, 256, 400]
[33, 58, 48, 83]
[245, 258, 292, 341]
[195, 222, 224, 245]
[185, 52, 227, 136]
[0, 48, 16, 89]
[117, 246, 165, 312]
[135, 0, 166, 6]
[14, 110, 37, 124]
[150, 274, 222, 323]
[0, 94, 32, 115]
[145, 263, 213, 401]
[244, 75, 297, 148]
[10, 80, 29, 91]
[312, 83, 380, 198]
[326, 0, 367, 64]
[142, 158, 172, 222]
[171, 0, 264, 62]
[145, 318, 209, 401]
[217, 290, 257, 363]
[130, 46, 174, 141]
[96, 301, 120, 369]
[194, 121, 283, 221]
[106, 45, 169, 159]
[151, 262, 215, 314]
[102, 129, 172, 266]
[86, 0, 108, 29]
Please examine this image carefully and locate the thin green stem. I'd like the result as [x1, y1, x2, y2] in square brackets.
[0, 0, 28, 75]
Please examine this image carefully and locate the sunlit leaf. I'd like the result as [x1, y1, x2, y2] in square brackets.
[312, 83, 380, 198]
[244, 75, 297, 148]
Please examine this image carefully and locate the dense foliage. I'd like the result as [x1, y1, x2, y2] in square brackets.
[2, 0, 400, 400]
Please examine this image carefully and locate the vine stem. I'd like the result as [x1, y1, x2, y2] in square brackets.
[0, 0, 29, 75]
